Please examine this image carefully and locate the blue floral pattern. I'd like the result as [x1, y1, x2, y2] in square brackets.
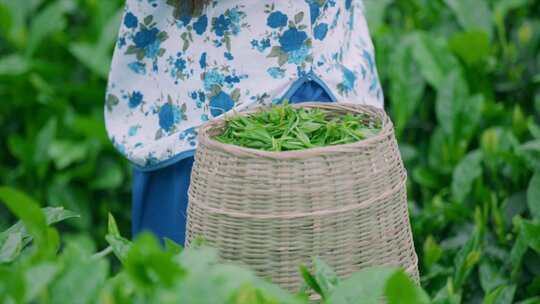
[105, 0, 383, 169]
[123, 15, 168, 73]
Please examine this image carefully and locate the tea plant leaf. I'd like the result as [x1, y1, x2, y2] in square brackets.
[0, 206, 77, 262]
[107, 213, 120, 237]
[445, 0, 493, 38]
[510, 224, 528, 279]
[125, 233, 183, 288]
[327, 267, 398, 304]
[411, 32, 460, 89]
[0, 266, 26, 304]
[423, 235, 443, 270]
[69, 43, 110, 78]
[364, 0, 392, 33]
[312, 257, 340, 300]
[389, 37, 425, 138]
[518, 140, 540, 171]
[48, 140, 89, 169]
[509, 219, 540, 280]
[494, 0, 530, 22]
[452, 150, 483, 203]
[105, 214, 131, 263]
[520, 220, 540, 253]
[23, 262, 59, 302]
[105, 235, 131, 263]
[0, 232, 23, 263]
[435, 70, 469, 136]
[164, 238, 183, 255]
[215, 103, 380, 151]
[460, 94, 485, 140]
[0, 0, 43, 46]
[299, 264, 323, 297]
[483, 284, 516, 304]
[0, 187, 47, 251]
[42, 207, 79, 225]
[526, 172, 540, 220]
[179, 265, 255, 303]
[453, 219, 484, 289]
[385, 270, 430, 304]
[26, 0, 74, 57]
[0, 53, 30, 75]
[449, 31, 491, 65]
[50, 242, 109, 304]
[33, 118, 57, 165]
[515, 297, 540, 304]
[479, 261, 507, 293]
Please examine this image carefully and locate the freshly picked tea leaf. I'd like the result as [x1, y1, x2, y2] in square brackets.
[214, 103, 381, 151]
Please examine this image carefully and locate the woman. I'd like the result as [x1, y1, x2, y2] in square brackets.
[105, 0, 383, 245]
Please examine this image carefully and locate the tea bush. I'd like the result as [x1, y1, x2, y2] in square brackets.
[0, 0, 539, 303]
[0, 187, 429, 303]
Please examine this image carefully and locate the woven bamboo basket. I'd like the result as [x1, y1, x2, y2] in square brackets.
[185, 102, 419, 292]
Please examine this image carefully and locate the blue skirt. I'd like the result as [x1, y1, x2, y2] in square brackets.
[132, 81, 333, 244]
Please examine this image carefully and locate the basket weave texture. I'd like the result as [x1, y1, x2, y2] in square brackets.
[186, 102, 419, 292]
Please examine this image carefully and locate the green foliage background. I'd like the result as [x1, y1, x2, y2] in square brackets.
[1, 0, 540, 302]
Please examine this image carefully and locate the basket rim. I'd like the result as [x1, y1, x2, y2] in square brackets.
[197, 102, 394, 160]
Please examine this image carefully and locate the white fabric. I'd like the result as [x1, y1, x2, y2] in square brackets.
[105, 0, 383, 169]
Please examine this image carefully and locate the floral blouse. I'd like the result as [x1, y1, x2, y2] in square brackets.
[105, 0, 383, 170]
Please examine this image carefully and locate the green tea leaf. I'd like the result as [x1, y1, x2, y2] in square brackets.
[0, 187, 47, 251]
[0, 206, 77, 262]
[526, 172, 540, 220]
[0, 232, 23, 263]
[389, 37, 425, 137]
[452, 150, 483, 203]
[0, 266, 26, 304]
[125, 233, 183, 288]
[26, 0, 74, 57]
[215, 104, 380, 151]
[0, 53, 30, 75]
[453, 223, 483, 289]
[521, 220, 540, 253]
[494, 0, 530, 22]
[299, 264, 323, 297]
[435, 70, 469, 136]
[24, 262, 59, 302]
[69, 43, 110, 78]
[33, 118, 57, 165]
[364, 0, 392, 33]
[48, 140, 89, 169]
[50, 242, 109, 304]
[327, 267, 398, 304]
[107, 213, 120, 238]
[518, 140, 540, 171]
[449, 31, 491, 65]
[164, 238, 183, 255]
[412, 167, 443, 189]
[515, 297, 540, 304]
[42, 207, 79, 225]
[479, 261, 507, 293]
[312, 257, 340, 300]
[105, 235, 131, 263]
[483, 284, 516, 304]
[411, 32, 460, 89]
[510, 225, 528, 278]
[384, 270, 430, 304]
[105, 214, 131, 263]
[445, 0, 493, 38]
[423, 235, 443, 270]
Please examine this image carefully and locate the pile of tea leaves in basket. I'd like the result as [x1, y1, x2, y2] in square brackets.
[214, 102, 381, 151]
